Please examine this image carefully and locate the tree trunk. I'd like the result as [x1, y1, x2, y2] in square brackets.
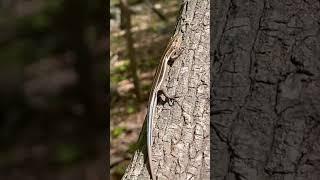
[211, 0, 320, 179]
[122, 0, 210, 179]
[120, 0, 142, 102]
[57, 0, 104, 128]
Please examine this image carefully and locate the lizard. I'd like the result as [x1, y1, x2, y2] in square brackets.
[146, 33, 183, 180]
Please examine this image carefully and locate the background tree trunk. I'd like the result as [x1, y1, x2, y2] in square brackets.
[211, 0, 320, 179]
[122, 0, 210, 179]
[120, 0, 142, 102]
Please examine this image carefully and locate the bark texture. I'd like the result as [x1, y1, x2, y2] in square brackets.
[122, 0, 210, 179]
[211, 0, 320, 179]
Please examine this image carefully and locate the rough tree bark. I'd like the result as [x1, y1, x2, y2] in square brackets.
[211, 0, 320, 179]
[122, 0, 210, 179]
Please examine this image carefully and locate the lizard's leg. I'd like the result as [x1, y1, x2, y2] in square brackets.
[158, 89, 175, 106]
[168, 47, 183, 66]
[171, 47, 183, 59]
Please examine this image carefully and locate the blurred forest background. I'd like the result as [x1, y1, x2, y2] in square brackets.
[0, 0, 107, 180]
[110, 0, 180, 179]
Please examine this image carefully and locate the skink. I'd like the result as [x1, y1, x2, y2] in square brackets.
[146, 33, 183, 179]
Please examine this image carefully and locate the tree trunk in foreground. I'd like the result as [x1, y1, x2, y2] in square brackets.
[122, 0, 210, 179]
[211, 0, 320, 179]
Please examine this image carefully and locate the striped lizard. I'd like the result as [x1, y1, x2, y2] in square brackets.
[146, 33, 183, 179]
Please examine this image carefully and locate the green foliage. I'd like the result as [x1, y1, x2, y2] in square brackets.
[111, 74, 127, 84]
[113, 60, 130, 73]
[112, 127, 127, 138]
[111, 0, 120, 6]
[127, 142, 138, 154]
[114, 162, 127, 175]
[126, 103, 136, 114]
[150, 21, 160, 33]
[111, 60, 130, 84]
[111, 36, 122, 45]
